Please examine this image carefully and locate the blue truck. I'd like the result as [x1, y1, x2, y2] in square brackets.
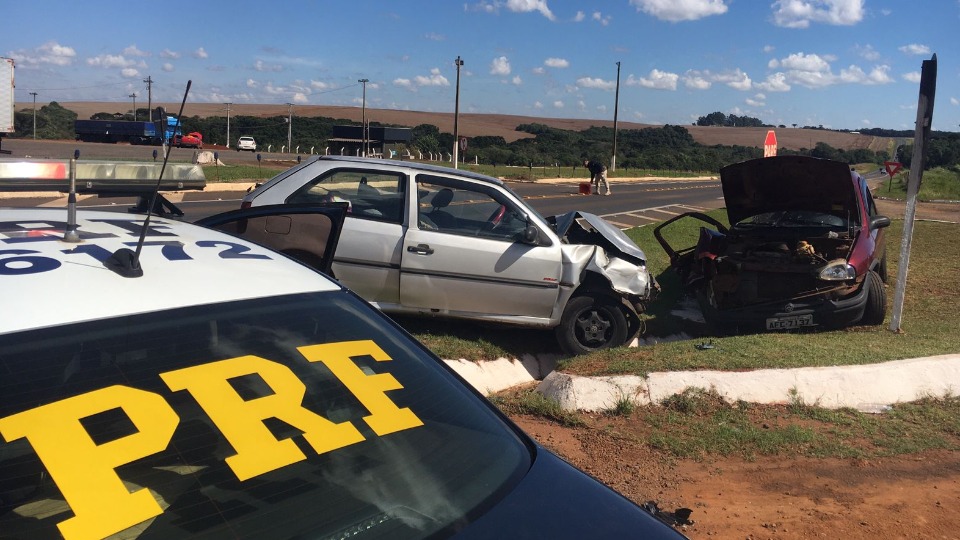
[74, 120, 162, 145]
[74, 110, 185, 146]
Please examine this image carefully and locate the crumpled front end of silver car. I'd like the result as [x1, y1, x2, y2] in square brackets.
[551, 211, 659, 304]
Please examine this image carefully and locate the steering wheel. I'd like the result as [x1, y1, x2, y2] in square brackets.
[486, 204, 507, 231]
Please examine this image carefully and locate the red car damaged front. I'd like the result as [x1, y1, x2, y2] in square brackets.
[654, 155, 891, 334]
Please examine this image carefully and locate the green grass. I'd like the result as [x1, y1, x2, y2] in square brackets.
[488, 389, 584, 427]
[874, 166, 960, 201]
[200, 163, 288, 183]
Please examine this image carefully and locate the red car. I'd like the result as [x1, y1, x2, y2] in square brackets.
[174, 131, 203, 149]
[654, 155, 891, 334]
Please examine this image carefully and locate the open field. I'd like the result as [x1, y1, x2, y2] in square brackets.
[53, 101, 891, 151]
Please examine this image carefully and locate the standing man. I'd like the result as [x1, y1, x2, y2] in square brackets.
[583, 159, 611, 195]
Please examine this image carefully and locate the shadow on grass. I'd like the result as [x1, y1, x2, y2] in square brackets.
[388, 314, 562, 361]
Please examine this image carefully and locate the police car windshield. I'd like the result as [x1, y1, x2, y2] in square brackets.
[0, 291, 529, 539]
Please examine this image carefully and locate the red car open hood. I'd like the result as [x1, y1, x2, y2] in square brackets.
[719, 155, 860, 226]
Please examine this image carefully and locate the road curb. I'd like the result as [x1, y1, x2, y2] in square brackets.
[534, 354, 960, 413]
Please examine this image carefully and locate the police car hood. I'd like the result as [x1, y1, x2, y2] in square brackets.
[457, 447, 685, 538]
[552, 211, 646, 264]
[720, 155, 859, 226]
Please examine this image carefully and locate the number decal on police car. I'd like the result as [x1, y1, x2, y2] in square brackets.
[197, 240, 272, 260]
[0, 340, 423, 540]
[0, 249, 62, 275]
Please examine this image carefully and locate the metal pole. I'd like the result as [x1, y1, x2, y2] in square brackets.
[453, 56, 464, 169]
[129, 93, 137, 121]
[225, 102, 232, 148]
[358, 79, 368, 157]
[611, 61, 621, 172]
[286, 103, 293, 153]
[29, 92, 37, 139]
[143, 76, 153, 121]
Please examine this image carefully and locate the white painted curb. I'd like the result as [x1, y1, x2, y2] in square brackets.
[444, 354, 559, 395]
[536, 354, 960, 413]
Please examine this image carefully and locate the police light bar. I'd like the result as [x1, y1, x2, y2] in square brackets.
[0, 159, 206, 193]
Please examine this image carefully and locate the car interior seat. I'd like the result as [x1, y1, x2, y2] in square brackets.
[427, 188, 456, 229]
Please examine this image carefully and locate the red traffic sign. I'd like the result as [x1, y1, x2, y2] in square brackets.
[884, 161, 902, 177]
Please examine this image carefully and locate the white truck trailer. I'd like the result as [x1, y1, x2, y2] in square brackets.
[0, 57, 14, 154]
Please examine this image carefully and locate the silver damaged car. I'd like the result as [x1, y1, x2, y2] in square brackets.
[242, 156, 658, 355]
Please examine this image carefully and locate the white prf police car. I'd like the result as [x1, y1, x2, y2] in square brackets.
[0, 204, 686, 539]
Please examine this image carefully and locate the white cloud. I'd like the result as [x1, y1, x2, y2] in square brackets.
[577, 100, 586, 110]
[627, 69, 679, 90]
[86, 54, 138, 69]
[254, 60, 284, 72]
[553, 100, 564, 108]
[951, 97, 959, 106]
[573, 10, 585, 21]
[629, 0, 728, 22]
[424, 32, 445, 41]
[413, 68, 450, 87]
[192, 47, 208, 59]
[534, 101, 544, 109]
[123, 45, 149, 57]
[121, 68, 140, 78]
[246, 79, 258, 88]
[292, 92, 309, 104]
[839, 64, 893, 85]
[856, 44, 881, 61]
[512, 75, 523, 85]
[9, 41, 76, 66]
[596, 104, 607, 113]
[532, 67, 546, 74]
[504, 0, 556, 20]
[715, 68, 752, 90]
[901, 71, 922, 83]
[576, 77, 616, 90]
[160, 49, 180, 59]
[777, 52, 831, 72]
[755, 72, 791, 92]
[745, 95, 765, 107]
[682, 70, 711, 90]
[490, 56, 511, 75]
[544, 57, 569, 68]
[898, 43, 931, 55]
[162, 63, 174, 72]
[311, 80, 331, 90]
[772, 0, 864, 29]
[763, 44, 776, 53]
[592, 11, 612, 25]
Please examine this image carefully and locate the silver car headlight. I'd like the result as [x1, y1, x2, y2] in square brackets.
[818, 259, 857, 281]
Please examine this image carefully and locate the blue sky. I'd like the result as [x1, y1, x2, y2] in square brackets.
[6, 0, 959, 131]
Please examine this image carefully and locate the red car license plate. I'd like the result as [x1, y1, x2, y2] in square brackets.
[765, 314, 814, 330]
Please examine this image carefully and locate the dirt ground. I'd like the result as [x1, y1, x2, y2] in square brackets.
[511, 413, 960, 539]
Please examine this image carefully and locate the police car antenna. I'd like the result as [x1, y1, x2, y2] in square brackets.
[104, 80, 192, 278]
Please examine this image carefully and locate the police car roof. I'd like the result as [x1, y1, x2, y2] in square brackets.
[0, 208, 341, 335]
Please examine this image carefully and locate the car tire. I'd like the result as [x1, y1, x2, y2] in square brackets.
[878, 251, 889, 284]
[556, 294, 628, 356]
[860, 270, 886, 325]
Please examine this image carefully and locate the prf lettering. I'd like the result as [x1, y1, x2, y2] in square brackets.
[0, 340, 422, 540]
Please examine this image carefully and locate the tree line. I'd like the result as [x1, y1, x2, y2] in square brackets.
[10, 102, 960, 173]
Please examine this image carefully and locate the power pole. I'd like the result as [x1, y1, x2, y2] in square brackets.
[286, 103, 293, 153]
[224, 102, 232, 148]
[452, 56, 464, 169]
[29, 92, 37, 139]
[358, 78, 368, 156]
[143, 76, 153, 121]
[129, 93, 137, 121]
[611, 61, 621, 172]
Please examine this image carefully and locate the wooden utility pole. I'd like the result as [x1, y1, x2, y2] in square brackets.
[890, 54, 937, 333]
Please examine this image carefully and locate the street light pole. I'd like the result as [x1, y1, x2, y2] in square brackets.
[29, 92, 37, 139]
[611, 61, 621, 172]
[286, 103, 293, 153]
[358, 78, 368, 157]
[129, 93, 137, 121]
[224, 102, 232, 148]
[452, 56, 464, 169]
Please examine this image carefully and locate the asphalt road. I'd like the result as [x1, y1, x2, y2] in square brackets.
[0, 138, 725, 224]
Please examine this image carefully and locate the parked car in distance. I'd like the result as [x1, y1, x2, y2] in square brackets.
[241, 156, 659, 356]
[237, 135, 257, 151]
[654, 155, 890, 335]
[173, 131, 203, 149]
[0, 161, 686, 539]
